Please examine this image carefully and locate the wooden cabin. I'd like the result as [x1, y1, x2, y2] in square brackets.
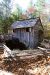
[11, 18, 43, 49]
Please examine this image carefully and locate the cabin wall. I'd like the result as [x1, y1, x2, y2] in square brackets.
[28, 28, 34, 48]
[14, 28, 29, 47]
[20, 28, 29, 47]
[13, 25, 41, 49]
[29, 27, 39, 48]
[34, 29, 39, 47]
[13, 27, 38, 48]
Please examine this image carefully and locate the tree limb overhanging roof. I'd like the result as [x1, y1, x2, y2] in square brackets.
[11, 18, 41, 29]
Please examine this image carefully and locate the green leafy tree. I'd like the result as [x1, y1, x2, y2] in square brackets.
[0, 0, 13, 33]
[1, 17, 14, 33]
[0, 0, 12, 19]
[27, 0, 37, 18]
[35, 0, 46, 12]
[12, 4, 22, 20]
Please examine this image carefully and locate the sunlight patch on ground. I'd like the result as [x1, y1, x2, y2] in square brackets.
[0, 70, 14, 75]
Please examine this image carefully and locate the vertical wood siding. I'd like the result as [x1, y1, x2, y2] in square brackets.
[34, 29, 38, 47]
[20, 29, 29, 46]
[13, 26, 39, 48]
[29, 28, 34, 48]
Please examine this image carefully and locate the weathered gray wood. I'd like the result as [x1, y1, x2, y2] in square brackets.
[29, 32, 34, 48]
[3, 44, 12, 57]
[34, 29, 38, 47]
[12, 21, 43, 49]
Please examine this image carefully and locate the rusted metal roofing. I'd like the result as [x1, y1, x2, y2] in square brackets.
[11, 18, 39, 29]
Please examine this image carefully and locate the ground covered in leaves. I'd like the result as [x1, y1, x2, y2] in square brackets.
[0, 49, 50, 75]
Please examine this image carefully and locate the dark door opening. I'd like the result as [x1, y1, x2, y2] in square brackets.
[5, 38, 28, 50]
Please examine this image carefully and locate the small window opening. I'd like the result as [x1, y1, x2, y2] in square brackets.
[13, 29, 16, 33]
[26, 28, 29, 32]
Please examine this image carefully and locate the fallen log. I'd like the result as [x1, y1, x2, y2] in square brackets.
[38, 46, 48, 60]
[38, 46, 50, 53]
[3, 44, 12, 57]
[38, 47, 47, 51]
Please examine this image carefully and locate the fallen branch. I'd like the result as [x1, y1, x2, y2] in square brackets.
[38, 47, 47, 51]
[38, 46, 48, 60]
[3, 44, 12, 57]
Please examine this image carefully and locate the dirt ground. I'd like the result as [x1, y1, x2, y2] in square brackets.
[0, 49, 50, 75]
